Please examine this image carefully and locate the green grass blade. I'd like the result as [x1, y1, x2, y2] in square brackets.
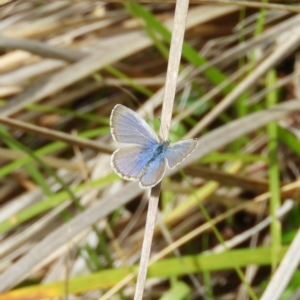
[266, 69, 281, 272]
[2, 247, 287, 299]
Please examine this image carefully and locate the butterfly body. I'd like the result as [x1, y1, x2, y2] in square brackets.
[138, 140, 169, 177]
[110, 104, 197, 189]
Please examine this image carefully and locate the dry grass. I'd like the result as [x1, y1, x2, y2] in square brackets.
[1, 1, 300, 299]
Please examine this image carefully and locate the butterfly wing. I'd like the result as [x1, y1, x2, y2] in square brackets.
[140, 155, 167, 189]
[110, 104, 158, 146]
[165, 139, 198, 169]
[111, 145, 154, 181]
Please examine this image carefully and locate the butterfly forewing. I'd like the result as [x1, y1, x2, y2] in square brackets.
[110, 104, 158, 146]
[165, 139, 198, 169]
[111, 145, 154, 181]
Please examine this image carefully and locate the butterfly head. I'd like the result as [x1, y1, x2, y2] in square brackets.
[158, 136, 171, 145]
[164, 139, 171, 146]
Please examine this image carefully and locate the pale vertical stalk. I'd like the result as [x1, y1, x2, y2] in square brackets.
[260, 227, 300, 300]
[133, 0, 189, 299]
[133, 184, 160, 300]
[159, 0, 189, 140]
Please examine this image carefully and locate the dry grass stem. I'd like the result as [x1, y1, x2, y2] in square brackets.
[1, 2, 300, 299]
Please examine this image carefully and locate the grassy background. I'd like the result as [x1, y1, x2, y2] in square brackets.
[0, 1, 300, 299]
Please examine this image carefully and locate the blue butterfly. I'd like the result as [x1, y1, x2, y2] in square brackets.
[110, 104, 198, 189]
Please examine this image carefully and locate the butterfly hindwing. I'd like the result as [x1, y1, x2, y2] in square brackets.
[110, 104, 158, 146]
[165, 139, 198, 169]
[140, 154, 167, 189]
[111, 145, 154, 181]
